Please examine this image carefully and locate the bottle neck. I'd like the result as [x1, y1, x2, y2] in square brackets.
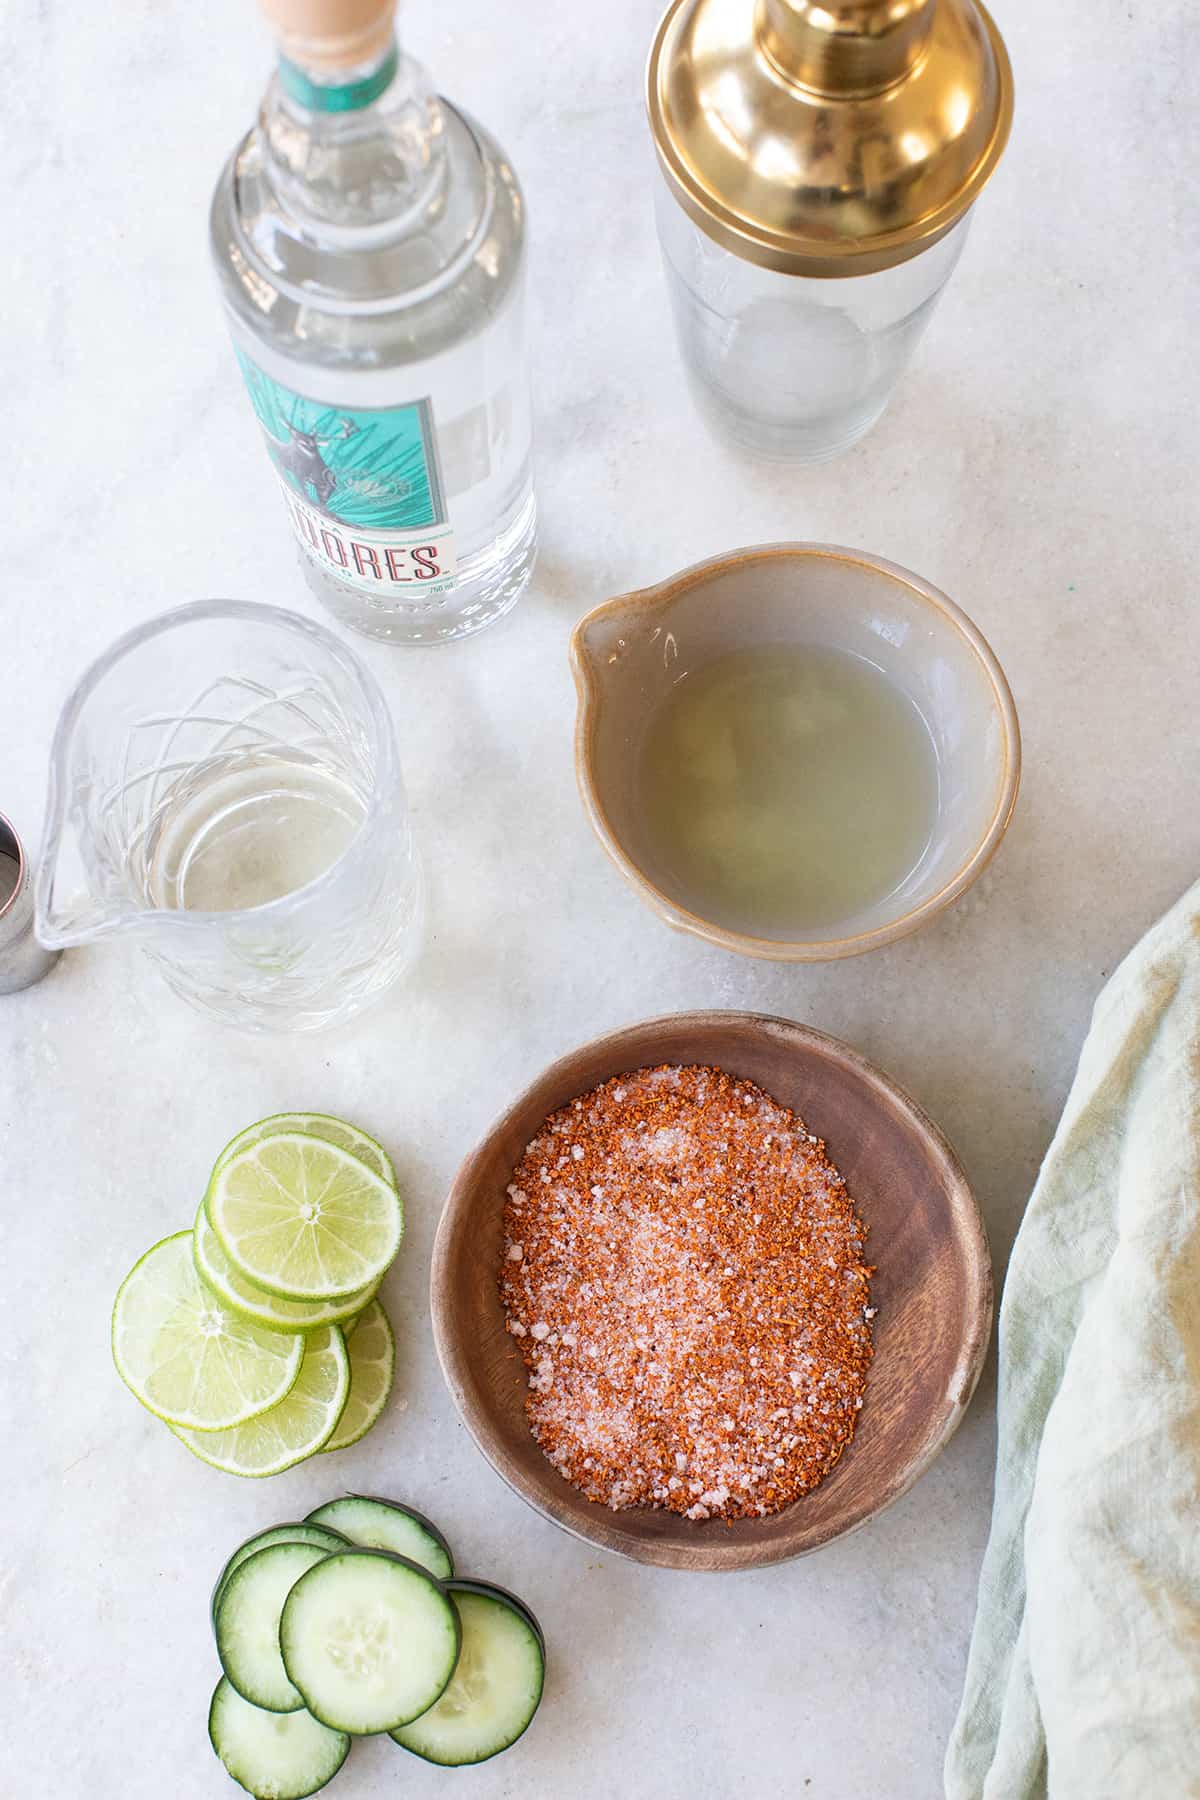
[260, 33, 451, 237]
[276, 36, 400, 114]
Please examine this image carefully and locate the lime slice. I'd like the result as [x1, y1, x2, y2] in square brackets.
[172, 1324, 351, 1477]
[193, 1201, 379, 1334]
[112, 1232, 304, 1432]
[214, 1114, 396, 1190]
[207, 1133, 404, 1301]
[321, 1299, 396, 1455]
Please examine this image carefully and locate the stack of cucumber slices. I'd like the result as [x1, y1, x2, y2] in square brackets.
[111, 1115, 402, 1475]
[209, 1495, 546, 1797]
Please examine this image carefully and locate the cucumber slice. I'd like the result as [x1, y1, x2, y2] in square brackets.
[209, 1677, 349, 1800]
[450, 1576, 546, 1652]
[211, 1524, 350, 1626]
[390, 1580, 545, 1766]
[216, 1541, 334, 1713]
[279, 1550, 460, 1735]
[303, 1496, 453, 1581]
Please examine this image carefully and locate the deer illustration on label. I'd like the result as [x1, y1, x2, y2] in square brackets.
[273, 418, 359, 513]
[234, 349, 457, 595]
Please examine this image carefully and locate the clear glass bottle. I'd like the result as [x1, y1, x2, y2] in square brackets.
[211, 0, 536, 645]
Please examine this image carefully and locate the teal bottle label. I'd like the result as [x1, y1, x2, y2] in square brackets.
[235, 349, 456, 596]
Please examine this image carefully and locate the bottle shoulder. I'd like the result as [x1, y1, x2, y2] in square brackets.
[211, 102, 527, 371]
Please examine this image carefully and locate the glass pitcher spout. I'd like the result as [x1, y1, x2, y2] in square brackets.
[34, 600, 423, 1030]
[36, 651, 168, 950]
[35, 771, 144, 949]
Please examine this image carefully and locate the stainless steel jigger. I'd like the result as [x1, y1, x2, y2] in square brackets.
[0, 811, 60, 993]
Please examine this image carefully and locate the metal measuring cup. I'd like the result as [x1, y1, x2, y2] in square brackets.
[0, 812, 61, 993]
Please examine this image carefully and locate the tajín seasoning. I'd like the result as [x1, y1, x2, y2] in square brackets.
[500, 1064, 874, 1519]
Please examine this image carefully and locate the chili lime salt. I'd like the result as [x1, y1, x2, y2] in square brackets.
[499, 1064, 874, 1519]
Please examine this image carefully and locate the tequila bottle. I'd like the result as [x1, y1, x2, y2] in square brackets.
[211, 0, 536, 645]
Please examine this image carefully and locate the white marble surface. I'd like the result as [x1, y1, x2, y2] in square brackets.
[3, 1, 1199, 1794]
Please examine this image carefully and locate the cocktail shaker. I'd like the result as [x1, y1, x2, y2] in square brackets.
[646, 0, 1013, 462]
[0, 813, 60, 994]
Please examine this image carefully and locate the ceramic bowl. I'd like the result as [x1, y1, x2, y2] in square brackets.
[570, 543, 1020, 961]
[431, 1011, 992, 1571]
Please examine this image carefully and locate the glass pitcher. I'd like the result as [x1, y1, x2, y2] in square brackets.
[36, 600, 423, 1032]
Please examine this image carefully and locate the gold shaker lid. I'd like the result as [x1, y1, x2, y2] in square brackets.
[647, 0, 1013, 277]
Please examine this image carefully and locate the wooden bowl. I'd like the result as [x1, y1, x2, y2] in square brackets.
[431, 1012, 992, 1571]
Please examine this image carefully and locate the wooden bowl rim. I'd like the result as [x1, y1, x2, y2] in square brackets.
[431, 1010, 993, 1571]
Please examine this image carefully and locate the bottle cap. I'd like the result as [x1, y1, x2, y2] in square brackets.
[647, 0, 1013, 278]
[260, 0, 396, 72]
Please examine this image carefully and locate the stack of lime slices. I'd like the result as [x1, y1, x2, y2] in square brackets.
[111, 1114, 402, 1477]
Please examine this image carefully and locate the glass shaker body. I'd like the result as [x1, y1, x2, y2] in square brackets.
[655, 182, 971, 463]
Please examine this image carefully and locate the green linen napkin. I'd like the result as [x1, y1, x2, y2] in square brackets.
[945, 883, 1200, 1799]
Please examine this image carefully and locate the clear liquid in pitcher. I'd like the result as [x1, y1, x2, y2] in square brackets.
[145, 756, 365, 914]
